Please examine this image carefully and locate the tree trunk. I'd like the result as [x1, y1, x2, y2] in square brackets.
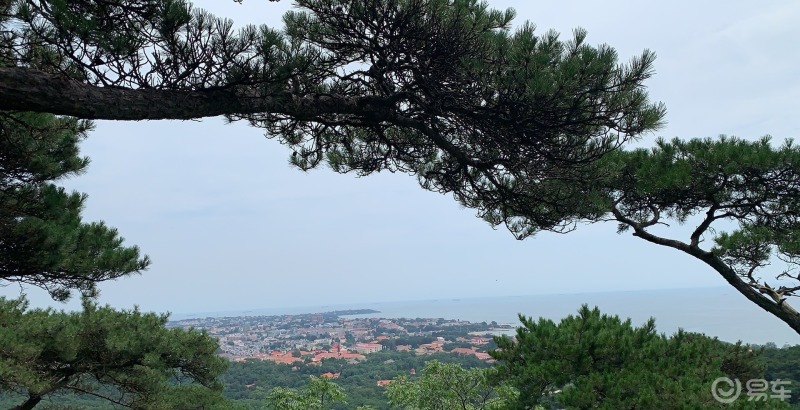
[630, 229, 800, 335]
[0, 67, 394, 121]
[10, 395, 41, 410]
[689, 248, 800, 335]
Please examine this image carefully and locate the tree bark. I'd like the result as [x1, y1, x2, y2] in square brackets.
[10, 395, 41, 410]
[0, 67, 394, 121]
[630, 229, 800, 335]
[611, 206, 800, 335]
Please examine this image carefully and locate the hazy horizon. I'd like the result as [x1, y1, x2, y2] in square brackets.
[169, 286, 800, 346]
[169, 285, 728, 318]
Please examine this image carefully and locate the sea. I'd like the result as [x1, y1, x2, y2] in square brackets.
[172, 286, 800, 346]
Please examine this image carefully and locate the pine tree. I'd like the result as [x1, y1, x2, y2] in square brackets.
[0, 297, 229, 410]
[386, 360, 512, 409]
[490, 305, 786, 409]
[0, 109, 227, 409]
[1, 0, 664, 230]
[265, 376, 347, 410]
[599, 137, 800, 335]
[0, 111, 148, 301]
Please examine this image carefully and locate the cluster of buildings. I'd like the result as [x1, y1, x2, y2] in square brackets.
[169, 309, 512, 367]
[239, 342, 383, 366]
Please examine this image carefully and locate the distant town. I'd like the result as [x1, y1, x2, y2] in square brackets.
[168, 309, 516, 367]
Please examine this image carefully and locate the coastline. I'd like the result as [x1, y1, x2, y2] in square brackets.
[170, 286, 800, 346]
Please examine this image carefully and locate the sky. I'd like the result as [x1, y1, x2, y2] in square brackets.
[5, 1, 800, 319]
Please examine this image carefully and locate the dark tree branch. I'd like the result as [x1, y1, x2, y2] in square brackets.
[612, 203, 800, 334]
[10, 395, 42, 410]
[690, 205, 720, 247]
[10, 371, 75, 410]
[0, 67, 397, 121]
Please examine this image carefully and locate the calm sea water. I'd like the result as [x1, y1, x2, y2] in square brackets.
[173, 287, 800, 346]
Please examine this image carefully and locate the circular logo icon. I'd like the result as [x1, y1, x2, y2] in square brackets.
[712, 377, 742, 404]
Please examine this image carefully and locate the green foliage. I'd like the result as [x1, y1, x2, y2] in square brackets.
[598, 136, 800, 331]
[5, 0, 665, 237]
[222, 350, 491, 409]
[386, 360, 513, 410]
[275, 0, 665, 236]
[0, 296, 229, 409]
[0, 105, 226, 409]
[606, 136, 800, 241]
[760, 344, 800, 405]
[218, 323, 800, 410]
[0, 112, 149, 301]
[220, 325, 800, 410]
[265, 376, 347, 410]
[490, 305, 786, 409]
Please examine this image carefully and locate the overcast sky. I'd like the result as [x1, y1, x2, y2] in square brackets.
[6, 1, 800, 318]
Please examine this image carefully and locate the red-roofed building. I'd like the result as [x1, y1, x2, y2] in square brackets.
[313, 352, 367, 363]
[354, 342, 383, 354]
[450, 347, 477, 356]
[263, 351, 303, 365]
[475, 352, 493, 361]
[449, 346, 494, 362]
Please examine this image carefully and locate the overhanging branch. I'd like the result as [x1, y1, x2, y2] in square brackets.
[0, 67, 395, 121]
[611, 203, 800, 334]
